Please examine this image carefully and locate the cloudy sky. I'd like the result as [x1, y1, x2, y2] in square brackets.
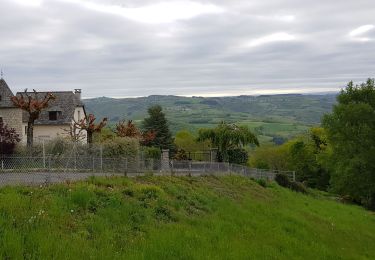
[1, 0, 374, 98]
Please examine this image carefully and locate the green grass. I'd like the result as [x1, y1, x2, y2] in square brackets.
[0, 176, 373, 259]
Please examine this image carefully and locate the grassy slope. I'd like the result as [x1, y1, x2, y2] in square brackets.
[0, 176, 373, 259]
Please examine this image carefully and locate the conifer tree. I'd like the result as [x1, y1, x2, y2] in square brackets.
[142, 105, 173, 149]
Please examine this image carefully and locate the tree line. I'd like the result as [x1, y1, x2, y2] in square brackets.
[1, 79, 374, 209]
[250, 79, 375, 209]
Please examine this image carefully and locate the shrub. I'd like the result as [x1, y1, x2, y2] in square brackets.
[256, 179, 267, 188]
[143, 147, 161, 160]
[275, 173, 291, 188]
[102, 137, 139, 159]
[174, 149, 188, 161]
[289, 181, 308, 194]
[227, 148, 248, 165]
[46, 137, 70, 155]
[275, 173, 307, 194]
[0, 122, 21, 155]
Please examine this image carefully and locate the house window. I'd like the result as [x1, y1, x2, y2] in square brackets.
[0, 95, 2, 101]
[0, 117, 3, 124]
[49, 111, 61, 121]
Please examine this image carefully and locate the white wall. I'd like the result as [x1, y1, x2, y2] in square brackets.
[20, 106, 88, 143]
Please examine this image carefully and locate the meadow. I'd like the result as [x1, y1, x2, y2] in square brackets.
[0, 175, 373, 259]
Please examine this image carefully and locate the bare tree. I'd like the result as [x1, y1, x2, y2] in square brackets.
[115, 119, 156, 145]
[11, 89, 55, 148]
[63, 123, 86, 143]
[74, 114, 107, 146]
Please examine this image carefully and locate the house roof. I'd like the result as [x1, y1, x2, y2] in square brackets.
[17, 91, 84, 125]
[0, 78, 17, 108]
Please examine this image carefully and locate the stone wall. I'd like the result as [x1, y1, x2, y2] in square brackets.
[0, 108, 24, 139]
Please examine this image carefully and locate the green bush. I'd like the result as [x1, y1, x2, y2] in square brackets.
[275, 173, 290, 188]
[275, 173, 307, 194]
[46, 137, 70, 155]
[143, 147, 161, 160]
[227, 148, 248, 165]
[102, 137, 140, 159]
[256, 179, 267, 188]
[289, 181, 308, 194]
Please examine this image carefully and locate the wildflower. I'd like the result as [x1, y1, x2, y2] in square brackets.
[70, 209, 74, 213]
[28, 216, 36, 223]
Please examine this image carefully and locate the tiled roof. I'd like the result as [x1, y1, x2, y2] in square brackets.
[0, 78, 17, 108]
[17, 91, 84, 125]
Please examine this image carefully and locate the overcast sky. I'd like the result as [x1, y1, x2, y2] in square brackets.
[1, 0, 374, 98]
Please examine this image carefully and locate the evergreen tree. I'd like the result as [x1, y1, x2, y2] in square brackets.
[142, 105, 173, 149]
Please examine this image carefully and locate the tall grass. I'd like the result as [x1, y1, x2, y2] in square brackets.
[0, 176, 373, 259]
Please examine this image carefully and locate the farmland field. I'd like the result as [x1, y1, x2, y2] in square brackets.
[85, 94, 336, 143]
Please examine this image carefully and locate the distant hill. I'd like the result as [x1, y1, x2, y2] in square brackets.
[84, 94, 337, 143]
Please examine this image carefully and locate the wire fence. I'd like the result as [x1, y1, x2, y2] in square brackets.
[0, 156, 295, 186]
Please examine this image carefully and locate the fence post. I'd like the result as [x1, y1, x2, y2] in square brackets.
[100, 146, 103, 172]
[123, 158, 128, 177]
[170, 160, 174, 176]
[188, 161, 192, 177]
[48, 156, 51, 171]
[292, 171, 296, 182]
[42, 140, 46, 169]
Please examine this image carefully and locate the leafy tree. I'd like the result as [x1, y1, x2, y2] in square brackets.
[174, 130, 210, 152]
[323, 79, 375, 209]
[249, 128, 330, 190]
[11, 89, 55, 148]
[197, 122, 259, 162]
[93, 127, 115, 143]
[287, 140, 318, 186]
[0, 122, 21, 155]
[142, 105, 173, 149]
[249, 145, 289, 170]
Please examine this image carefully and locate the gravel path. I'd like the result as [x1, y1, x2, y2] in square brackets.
[0, 172, 132, 186]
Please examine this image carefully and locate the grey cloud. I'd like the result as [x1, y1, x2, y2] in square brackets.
[0, 0, 374, 97]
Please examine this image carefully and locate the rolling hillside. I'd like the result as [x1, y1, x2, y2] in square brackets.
[0, 176, 373, 259]
[84, 94, 337, 142]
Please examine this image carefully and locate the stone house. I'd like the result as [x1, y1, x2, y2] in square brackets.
[0, 78, 87, 143]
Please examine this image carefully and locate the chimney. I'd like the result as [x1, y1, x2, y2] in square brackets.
[74, 89, 82, 100]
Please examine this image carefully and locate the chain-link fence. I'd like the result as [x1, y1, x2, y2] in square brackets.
[0, 156, 295, 186]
